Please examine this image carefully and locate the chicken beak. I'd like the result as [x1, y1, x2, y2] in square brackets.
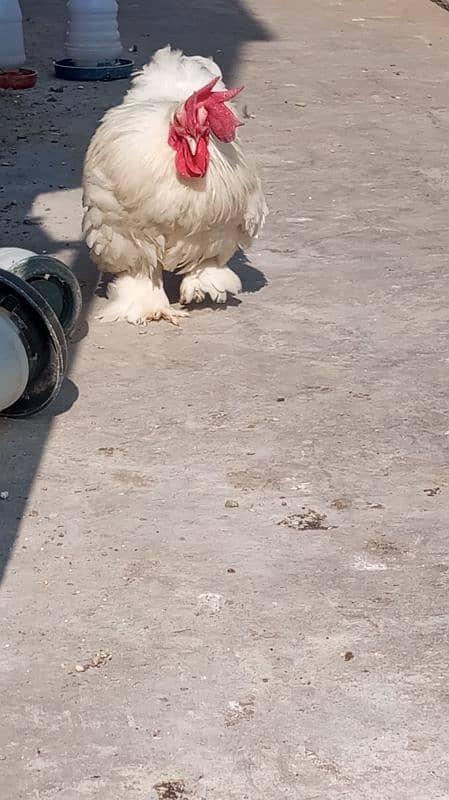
[186, 136, 198, 156]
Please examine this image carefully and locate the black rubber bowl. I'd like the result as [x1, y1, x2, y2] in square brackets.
[54, 58, 134, 82]
[9, 255, 82, 338]
[0, 269, 67, 418]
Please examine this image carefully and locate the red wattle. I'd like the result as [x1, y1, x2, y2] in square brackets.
[175, 135, 209, 178]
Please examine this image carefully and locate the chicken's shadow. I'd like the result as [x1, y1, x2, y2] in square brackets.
[229, 249, 267, 293]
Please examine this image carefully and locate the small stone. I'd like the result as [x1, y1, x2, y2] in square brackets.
[331, 497, 352, 510]
[75, 664, 86, 673]
[0, 491, 9, 500]
[242, 104, 255, 119]
[197, 592, 224, 614]
[89, 650, 111, 668]
[343, 651, 354, 661]
[423, 487, 440, 497]
[225, 499, 239, 508]
[154, 780, 186, 800]
[278, 508, 328, 531]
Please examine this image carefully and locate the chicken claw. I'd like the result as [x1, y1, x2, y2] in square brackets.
[145, 308, 189, 326]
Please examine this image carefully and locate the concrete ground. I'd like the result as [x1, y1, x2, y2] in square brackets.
[1, 0, 449, 797]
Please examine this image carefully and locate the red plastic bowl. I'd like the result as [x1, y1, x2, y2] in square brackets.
[0, 69, 37, 90]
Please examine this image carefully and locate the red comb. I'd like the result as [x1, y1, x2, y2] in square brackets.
[184, 78, 244, 143]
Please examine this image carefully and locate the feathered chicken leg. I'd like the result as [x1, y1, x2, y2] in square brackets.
[179, 261, 242, 306]
[100, 271, 188, 326]
[83, 202, 187, 326]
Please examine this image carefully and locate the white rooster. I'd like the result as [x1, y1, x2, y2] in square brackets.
[82, 46, 267, 325]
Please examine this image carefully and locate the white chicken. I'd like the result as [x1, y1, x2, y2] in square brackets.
[82, 46, 267, 325]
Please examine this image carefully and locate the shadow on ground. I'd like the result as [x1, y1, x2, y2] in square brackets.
[0, 0, 272, 583]
[430, 0, 449, 11]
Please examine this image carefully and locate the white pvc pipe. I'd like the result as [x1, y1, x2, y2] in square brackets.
[0, 311, 29, 412]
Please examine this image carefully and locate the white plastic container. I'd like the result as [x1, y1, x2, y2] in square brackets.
[65, 0, 123, 65]
[0, 247, 35, 267]
[0, 311, 29, 412]
[0, 0, 26, 69]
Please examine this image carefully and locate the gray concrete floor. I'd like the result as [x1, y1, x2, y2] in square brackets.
[1, 1, 449, 798]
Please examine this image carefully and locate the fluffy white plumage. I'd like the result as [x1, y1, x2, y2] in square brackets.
[82, 46, 267, 325]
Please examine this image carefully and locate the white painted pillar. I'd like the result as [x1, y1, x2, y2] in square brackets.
[0, 0, 26, 69]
